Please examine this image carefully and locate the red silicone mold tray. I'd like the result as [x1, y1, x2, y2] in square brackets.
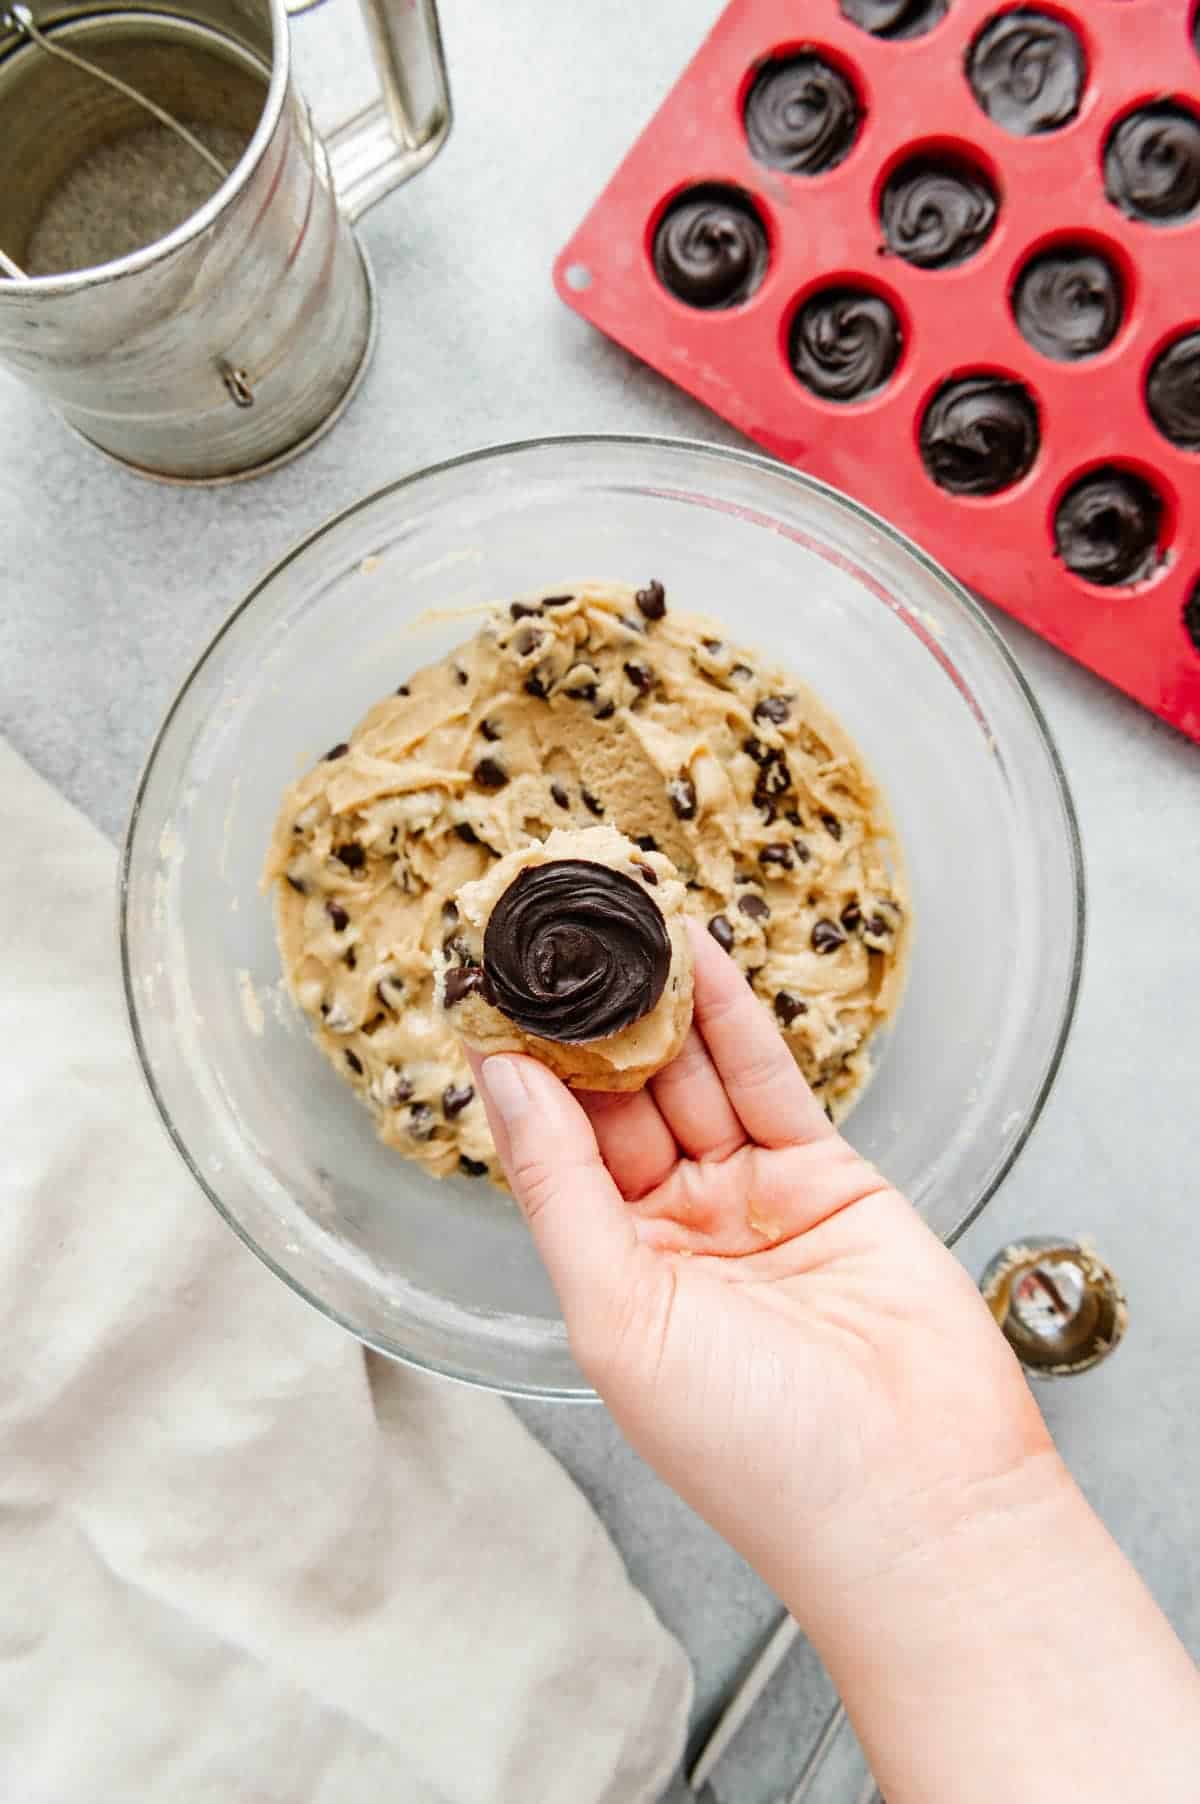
[555, 0, 1200, 742]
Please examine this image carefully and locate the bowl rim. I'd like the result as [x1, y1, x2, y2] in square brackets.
[119, 431, 1086, 1398]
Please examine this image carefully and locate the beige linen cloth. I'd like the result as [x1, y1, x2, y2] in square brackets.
[0, 738, 691, 1804]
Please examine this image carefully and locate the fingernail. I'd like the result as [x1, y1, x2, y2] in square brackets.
[479, 1055, 529, 1126]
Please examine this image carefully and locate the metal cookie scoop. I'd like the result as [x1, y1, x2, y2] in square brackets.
[979, 1236, 1128, 1377]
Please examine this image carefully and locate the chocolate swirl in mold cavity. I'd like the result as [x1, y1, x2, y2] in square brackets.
[652, 185, 769, 309]
[1146, 331, 1200, 451]
[788, 287, 902, 401]
[1054, 469, 1164, 587]
[482, 861, 672, 1042]
[920, 375, 1040, 495]
[743, 54, 861, 176]
[1104, 102, 1200, 225]
[839, 0, 947, 41]
[1012, 244, 1124, 361]
[880, 154, 999, 268]
[967, 10, 1085, 137]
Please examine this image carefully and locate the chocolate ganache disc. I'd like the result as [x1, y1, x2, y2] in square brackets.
[744, 54, 860, 175]
[1012, 246, 1123, 360]
[483, 861, 671, 1042]
[1104, 103, 1200, 224]
[1054, 469, 1163, 586]
[789, 287, 902, 401]
[881, 156, 998, 268]
[653, 186, 768, 309]
[967, 10, 1085, 136]
[1146, 330, 1200, 450]
[920, 376, 1039, 494]
[839, 0, 947, 40]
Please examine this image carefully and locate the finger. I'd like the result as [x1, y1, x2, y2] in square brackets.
[576, 1087, 678, 1200]
[687, 921, 835, 1150]
[470, 1053, 638, 1316]
[649, 1026, 746, 1162]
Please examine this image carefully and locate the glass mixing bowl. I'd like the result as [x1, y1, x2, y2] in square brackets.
[121, 436, 1084, 1397]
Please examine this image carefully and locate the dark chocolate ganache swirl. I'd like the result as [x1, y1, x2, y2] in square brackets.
[1104, 103, 1200, 224]
[1146, 330, 1200, 450]
[652, 185, 768, 309]
[744, 54, 860, 175]
[880, 156, 998, 267]
[920, 376, 1039, 494]
[967, 10, 1085, 136]
[839, 0, 947, 40]
[1012, 246, 1123, 360]
[788, 287, 902, 400]
[483, 861, 671, 1042]
[1054, 469, 1163, 586]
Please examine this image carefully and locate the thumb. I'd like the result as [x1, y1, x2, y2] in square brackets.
[469, 1053, 639, 1322]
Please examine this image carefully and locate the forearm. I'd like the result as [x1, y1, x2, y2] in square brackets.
[795, 1452, 1200, 1804]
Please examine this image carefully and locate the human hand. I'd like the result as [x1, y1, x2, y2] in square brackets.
[469, 922, 1051, 1612]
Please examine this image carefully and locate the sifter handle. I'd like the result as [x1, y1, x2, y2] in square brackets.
[290, 0, 451, 221]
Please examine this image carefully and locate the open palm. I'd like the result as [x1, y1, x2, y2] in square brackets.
[470, 923, 1047, 1585]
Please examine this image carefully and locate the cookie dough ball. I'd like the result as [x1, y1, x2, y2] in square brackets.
[441, 825, 694, 1091]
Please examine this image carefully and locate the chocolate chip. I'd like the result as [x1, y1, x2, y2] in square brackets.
[514, 625, 542, 656]
[759, 843, 793, 871]
[624, 661, 653, 693]
[344, 947, 357, 969]
[774, 990, 808, 1025]
[510, 602, 542, 619]
[480, 718, 501, 742]
[594, 700, 616, 720]
[345, 1050, 364, 1075]
[396, 683, 410, 696]
[285, 873, 307, 895]
[738, 892, 770, 920]
[753, 751, 791, 810]
[333, 843, 365, 870]
[380, 1066, 413, 1103]
[821, 813, 843, 841]
[459, 1155, 490, 1178]
[731, 663, 753, 681]
[473, 758, 509, 790]
[326, 901, 349, 932]
[407, 1101, 435, 1140]
[324, 742, 349, 761]
[635, 579, 667, 621]
[786, 809, 804, 827]
[581, 788, 605, 817]
[754, 696, 790, 725]
[443, 933, 475, 963]
[443, 966, 485, 1007]
[455, 668, 468, 686]
[361, 1010, 383, 1034]
[442, 1083, 475, 1119]
[708, 914, 735, 952]
[454, 822, 480, 844]
[793, 840, 812, 864]
[840, 902, 863, 932]
[568, 681, 598, 702]
[668, 775, 697, 820]
[442, 900, 460, 926]
[812, 919, 846, 954]
[744, 737, 769, 765]
[550, 782, 569, 809]
[523, 673, 550, 700]
[634, 861, 658, 885]
[867, 912, 890, 936]
[542, 593, 574, 608]
[703, 638, 723, 653]
[634, 834, 658, 852]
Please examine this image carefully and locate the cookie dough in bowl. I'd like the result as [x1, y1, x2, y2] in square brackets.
[265, 578, 908, 1186]
[443, 824, 694, 1090]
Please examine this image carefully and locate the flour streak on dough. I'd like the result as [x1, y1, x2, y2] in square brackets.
[265, 581, 909, 1187]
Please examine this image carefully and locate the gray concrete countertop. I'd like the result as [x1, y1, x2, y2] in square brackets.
[3, 3, 1198, 1798]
